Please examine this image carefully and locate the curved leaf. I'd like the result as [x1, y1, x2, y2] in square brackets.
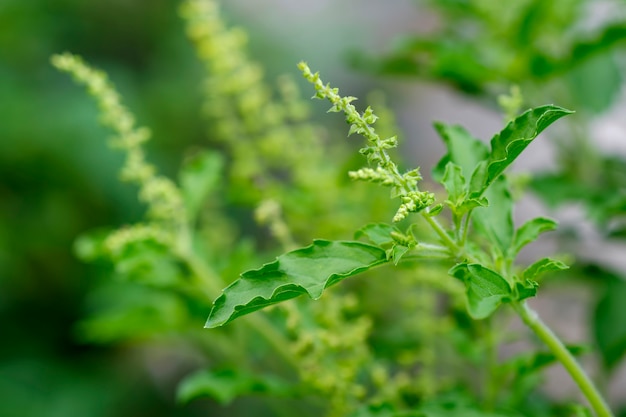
[449, 263, 511, 319]
[510, 217, 558, 257]
[206, 240, 388, 327]
[522, 257, 568, 282]
[355, 223, 399, 246]
[481, 105, 573, 193]
[432, 123, 489, 182]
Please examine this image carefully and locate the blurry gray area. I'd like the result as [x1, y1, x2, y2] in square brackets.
[225, 0, 626, 404]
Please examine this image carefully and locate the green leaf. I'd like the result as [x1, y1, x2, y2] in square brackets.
[477, 105, 573, 194]
[179, 150, 224, 219]
[510, 217, 558, 257]
[567, 52, 621, 114]
[76, 283, 188, 343]
[349, 403, 423, 417]
[449, 263, 511, 319]
[440, 162, 488, 216]
[442, 162, 466, 205]
[594, 274, 626, 369]
[387, 244, 411, 265]
[206, 240, 388, 327]
[73, 229, 113, 262]
[472, 176, 513, 258]
[355, 223, 399, 246]
[522, 258, 569, 282]
[418, 391, 523, 416]
[505, 345, 589, 378]
[176, 369, 292, 405]
[514, 280, 538, 301]
[432, 123, 489, 182]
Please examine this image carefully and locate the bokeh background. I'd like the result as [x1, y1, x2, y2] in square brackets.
[2, 0, 626, 415]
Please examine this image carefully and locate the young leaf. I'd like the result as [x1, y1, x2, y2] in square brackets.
[478, 105, 573, 194]
[514, 280, 538, 301]
[388, 244, 412, 265]
[505, 345, 589, 378]
[355, 223, 399, 246]
[432, 123, 489, 182]
[472, 176, 514, 258]
[440, 162, 488, 216]
[449, 263, 512, 319]
[442, 162, 466, 205]
[206, 240, 388, 327]
[522, 258, 568, 282]
[510, 217, 558, 257]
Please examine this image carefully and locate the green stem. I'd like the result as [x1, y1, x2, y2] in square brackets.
[421, 212, 459, 253]
[513, 301, 613, 417]
[421, 211, 481, 264]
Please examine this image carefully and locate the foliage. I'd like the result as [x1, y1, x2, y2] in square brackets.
[6, 0, 625, 416]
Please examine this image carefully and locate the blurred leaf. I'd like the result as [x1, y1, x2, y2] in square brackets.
[522, 258, 569, 282]
[176, 368, 292, 405]
[106, 240, 186, 288]
[73, 229, 113, 262]
[433, 123, 489, 182]
[568, 24, 626, 69]
[179, 150, 224, 220]
[594, 273, 626, 370]
[569, 405, 593, 417]
[449, 263, 511, 319]
[506, 345, 589, 378]
[77, 283, 188, 343]
[206, 240, 388, 327]
[418, 391, 523, 416]
[355, 223, 399, 246]
[510, 217, 558, 257]
[349, 403, 423, 417]
[567, 53, 622, 113]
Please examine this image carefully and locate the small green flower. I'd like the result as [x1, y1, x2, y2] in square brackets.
[299, 62, 433, 222]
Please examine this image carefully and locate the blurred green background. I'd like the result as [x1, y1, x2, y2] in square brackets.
[2, 0, 626, 415]
[0, 1, 418, 415]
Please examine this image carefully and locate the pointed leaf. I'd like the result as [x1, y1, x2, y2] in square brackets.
[514, 280, 538, 301]
[388, 244, 411, 265]
[206, 240, 388, 327]
[456, 197, 488, 213]
[449, 263, 511, 319]
[510, 217, 558, 257]
[472, 177, 513, 258]
[480, 105, 573, 193]
[522, 258, 568, 282]
[355, 223, 399, 246]
[442, 162, 466, 205]
[432, 123, 489, 182]
[468, 160, 488, 196]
